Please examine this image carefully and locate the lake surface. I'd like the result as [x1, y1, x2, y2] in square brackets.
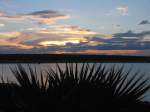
[0, 63, 150, 101]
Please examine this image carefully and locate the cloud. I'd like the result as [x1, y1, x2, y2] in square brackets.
[139, 20, 150, 25]
[0, 10, 70, 24]
[106, 5, 128, 16]
[28, 26, 95, 47]
[0, 39, 33, 49]
[0, 31, 34, 49]
[0, 7, 149, 55]
[0, 44, 149, 56]
[0, 23, 150, 55]
[142, 35, 150, 42]
[0, 23, 5, 27]
[0, 24, 97, 49]
[0, 10, 98, 49]
[45, 25, 98, 35]
[0, 31, 21, 37]
[0, 29, 150, 51]
[26, 10, 70, 24]
[116, 5, 128, 16]
[113, 30, 150, 38]
[80, 49, 150, 56]
[39, 40, 80, 46]
[78, 50, 144, 55]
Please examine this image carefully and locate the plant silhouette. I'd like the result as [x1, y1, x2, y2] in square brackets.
[0, 63, 150, 112]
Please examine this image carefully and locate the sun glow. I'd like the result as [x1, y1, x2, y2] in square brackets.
[39, 40, 80, 46]
[0, 32, 21, 38]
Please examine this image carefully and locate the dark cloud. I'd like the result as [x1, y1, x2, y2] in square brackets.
[139, 20, 150, 25]
[0, 10, 69, 24]
[53, 42, 150, 55]
[116, 24, 121, 27]
[113, 30, 150, 38]
[28, 10, 65, 18]
[89, 36, 138, 45]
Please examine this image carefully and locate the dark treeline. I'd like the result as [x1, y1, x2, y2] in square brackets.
[0, 63, 150, 112]
[0, 54, 149, 63]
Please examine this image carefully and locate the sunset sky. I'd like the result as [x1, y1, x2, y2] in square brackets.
[0, 0, 150, 55]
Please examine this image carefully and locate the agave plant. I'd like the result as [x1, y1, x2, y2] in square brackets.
[10, 64, 49, 112]
[0, 63, 149, 112]
[46, 63, 150, 112]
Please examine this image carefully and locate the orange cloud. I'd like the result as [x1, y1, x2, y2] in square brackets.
[0, 31, 21, 37]
[0, 10, 70, 24]
[79, 50, 143, 55]
[0, 31, 34, 49]
[0, 26, 93, 48]
[38, 25, 97, 36]
[0, 40, 33, 49]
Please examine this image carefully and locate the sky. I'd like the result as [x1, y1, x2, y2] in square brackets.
[0, 0, 150, 55]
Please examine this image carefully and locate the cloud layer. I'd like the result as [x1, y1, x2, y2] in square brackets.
[139, 20, 150, 25]
[0, 10, 70, 24]
[0, 9, 149, 55]
[116, 5, 128, 16]
[0, 28, 150, 55]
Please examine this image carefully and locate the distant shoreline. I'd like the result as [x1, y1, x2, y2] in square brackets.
[0, 54, 149, 63]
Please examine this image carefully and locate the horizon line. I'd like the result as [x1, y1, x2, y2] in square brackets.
[0, 54, 149, 63]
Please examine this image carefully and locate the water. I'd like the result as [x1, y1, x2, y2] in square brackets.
[0, 63, 150, 101]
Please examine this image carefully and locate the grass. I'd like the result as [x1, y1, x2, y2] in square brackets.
[0, 63, 150, 112]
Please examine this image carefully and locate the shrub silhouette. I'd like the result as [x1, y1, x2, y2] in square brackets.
[0, 63, 150, 112]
